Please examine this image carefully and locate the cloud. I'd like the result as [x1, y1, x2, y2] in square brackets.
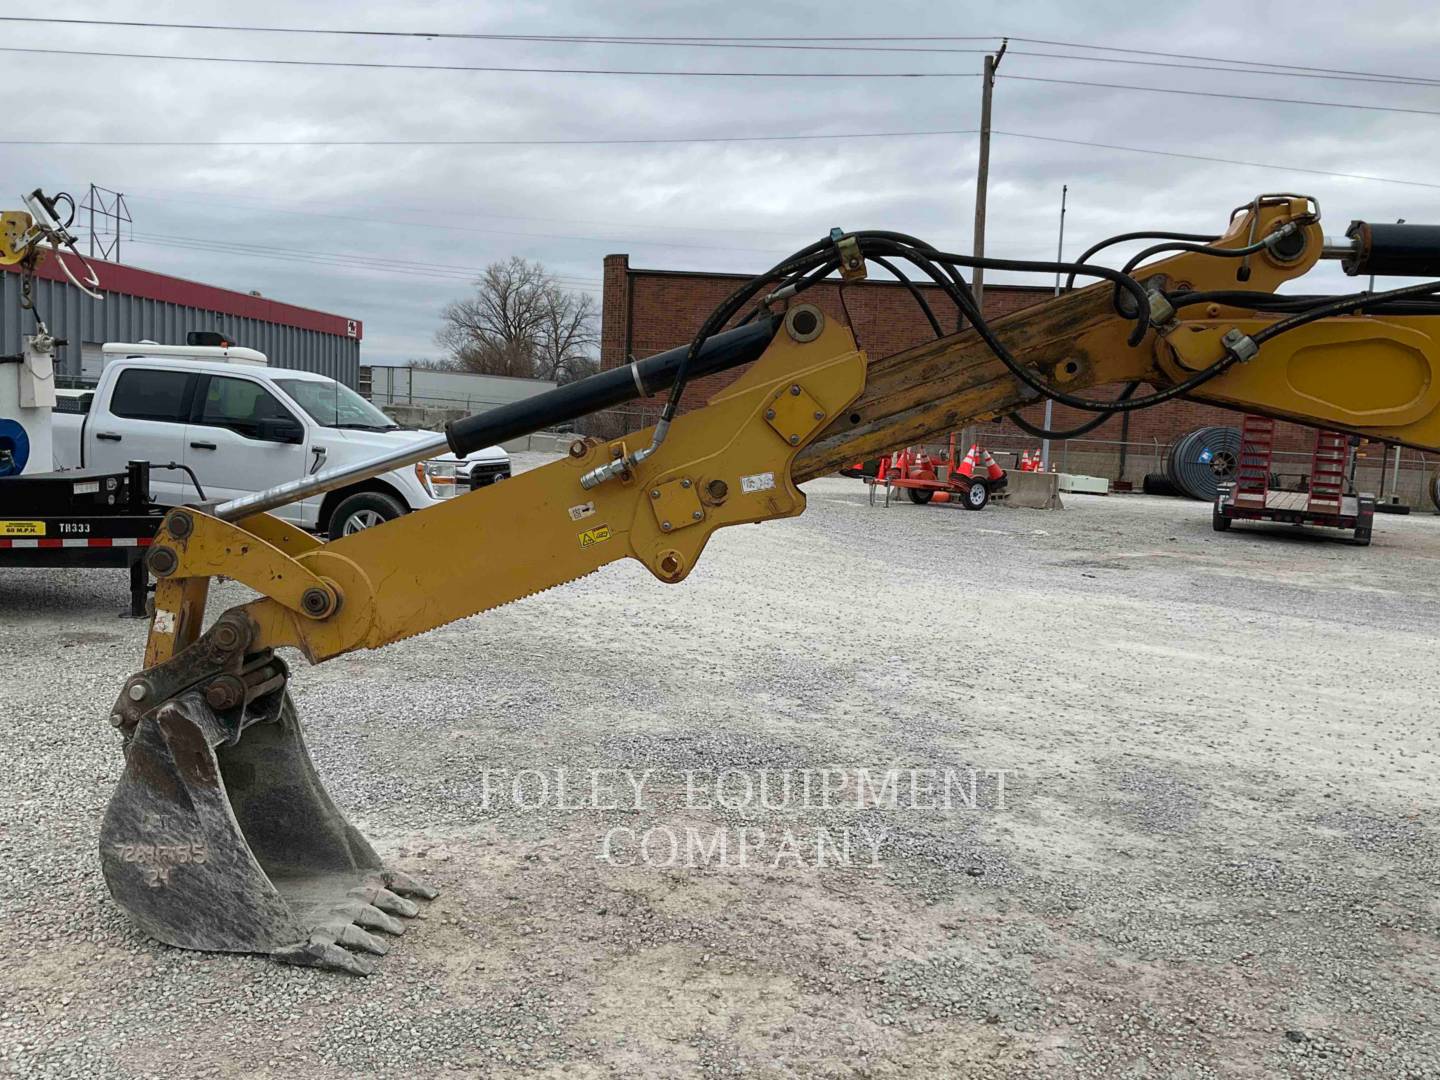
[3, 0, 1435, 365]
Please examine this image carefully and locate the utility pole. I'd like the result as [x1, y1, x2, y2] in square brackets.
[1041, 184, 1067, 472]
[970, 38, 1007, 318]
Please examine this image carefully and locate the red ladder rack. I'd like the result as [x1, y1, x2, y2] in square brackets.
[1233, 415, 1276, 509]
[1307, 429, 1349, 514]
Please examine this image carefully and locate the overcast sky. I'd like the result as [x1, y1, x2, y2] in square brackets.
[4, 1, 1436, 365]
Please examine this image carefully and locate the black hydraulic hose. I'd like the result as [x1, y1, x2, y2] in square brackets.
[1249, 280, 1440, 347]
[1064, 230, 1218, 291]
[1119, 233, 1288, 280]
[666, 240, 834, 425]
[1168, 288, 1440, 316]
[1008, 381, 1142, 439]
[848, 236, 1175, 413]
[868, 255, 945, 337]
[914, 241, 1155, 347]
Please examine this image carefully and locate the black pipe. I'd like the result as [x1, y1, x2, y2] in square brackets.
[444, 317, 780, 458]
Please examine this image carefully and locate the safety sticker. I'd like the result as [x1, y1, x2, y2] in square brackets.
[0, 520, 44, 536]
[153, 609, 176, 635]
[579, 524, 611, 548]
[568, 501, 597, 522]
[1197, 448, 1214, 463]
[740, 471, 776, 494]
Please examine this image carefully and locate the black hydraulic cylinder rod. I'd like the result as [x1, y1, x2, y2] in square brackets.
[1342, 221, 1440, 278]
[445, 316, 780, 458]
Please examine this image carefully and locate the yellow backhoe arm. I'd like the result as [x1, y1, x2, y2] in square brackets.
[94, 194, 1440, 974]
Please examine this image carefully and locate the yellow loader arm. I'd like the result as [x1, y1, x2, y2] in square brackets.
[96, 194, 1440, 974]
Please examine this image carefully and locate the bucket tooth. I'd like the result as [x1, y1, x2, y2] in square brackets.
[371, 887, 420, 919]
[99, 689, 434, 975]
[352, 903, 407, 936]
[274, 940, 378, 976]
[385, 869, 439, 900]
[338, 924, 391, 956]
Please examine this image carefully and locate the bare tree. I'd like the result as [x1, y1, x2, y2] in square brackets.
[437, 257, 597, 382]
[537, 289, 600, 385]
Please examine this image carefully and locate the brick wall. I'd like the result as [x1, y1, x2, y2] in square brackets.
[600, 256, 1433, 501]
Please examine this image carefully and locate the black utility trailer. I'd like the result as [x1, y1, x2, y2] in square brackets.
[1214, 488, 1375, 546]
[0, 460, 166, 616]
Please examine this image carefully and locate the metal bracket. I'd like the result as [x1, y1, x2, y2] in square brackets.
[832, 228, 867, 282]
[764, 382, 828, 447]
[648, 476, 705, 534]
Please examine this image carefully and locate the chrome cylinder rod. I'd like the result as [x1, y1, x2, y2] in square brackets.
[213, 433, 449, 522]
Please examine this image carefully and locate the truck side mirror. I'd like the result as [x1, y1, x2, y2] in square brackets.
[257, 417, 304, 444]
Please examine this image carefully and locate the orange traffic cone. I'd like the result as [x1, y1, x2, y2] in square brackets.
[954, 445, 978, 480]
[1032, 449, 1042, 471]
[980, 448, 1006, 483]
[1018, 450, 1032, 472]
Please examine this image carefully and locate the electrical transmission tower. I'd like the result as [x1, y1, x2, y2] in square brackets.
[79, 184, 132, 262]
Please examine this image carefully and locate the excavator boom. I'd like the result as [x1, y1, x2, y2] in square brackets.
[88, 193, 1440, 973]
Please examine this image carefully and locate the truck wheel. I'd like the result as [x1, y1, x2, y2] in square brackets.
[329, 491, 406, 539]
[1212, 503, 1231, 531]
[962, 479, 989, 511]
[906, 487, 934, 505]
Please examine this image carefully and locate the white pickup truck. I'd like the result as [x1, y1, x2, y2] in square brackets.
[53, 342, 510, 538]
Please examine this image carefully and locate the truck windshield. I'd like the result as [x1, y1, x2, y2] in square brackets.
[274, 378, 398, 431]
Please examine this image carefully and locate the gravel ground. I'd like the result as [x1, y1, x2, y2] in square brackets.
[2, 452, 1438, 1078]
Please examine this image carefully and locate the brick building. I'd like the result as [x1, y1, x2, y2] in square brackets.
[601, 254, 1427, 499]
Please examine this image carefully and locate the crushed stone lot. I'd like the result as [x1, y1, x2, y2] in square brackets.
[2, 452, 1438, 1079]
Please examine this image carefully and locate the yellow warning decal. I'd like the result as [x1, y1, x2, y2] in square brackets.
[579, 524, 611, 548]
[0, 520, 45, 536]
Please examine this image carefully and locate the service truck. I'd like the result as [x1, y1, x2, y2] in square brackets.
[54, 341, 511, 538]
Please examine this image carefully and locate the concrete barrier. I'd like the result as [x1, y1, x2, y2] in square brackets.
[1000, 471, 1064, 510]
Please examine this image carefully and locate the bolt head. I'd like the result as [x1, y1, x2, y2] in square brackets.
[569, 440, 587, 458]
[680, 478, 691, 488]
[650, 488, 661, 499]
[109, 712, 125, 728]
[790, 385, 801, 396]
[691, 510, 703, 520]
[765, 409, 776, 421]
[147, 546, 178, 577]
[661, 521, 672, 531]
[813, 410, 825, 421]
[127, 683, 147, 702]
[789, 435, 801, 446]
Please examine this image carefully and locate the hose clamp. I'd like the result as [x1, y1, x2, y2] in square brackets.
[830, 228, 867, 282]
[1221, 328, 1259, 363]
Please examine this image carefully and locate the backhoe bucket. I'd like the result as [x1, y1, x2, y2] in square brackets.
[100, 689, 434, 975]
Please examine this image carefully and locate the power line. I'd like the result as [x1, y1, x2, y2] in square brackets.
[0, 45, 982, 78]
[999, 72, 1440, 119]
[136, 186, 820, 241]
[0, 18, 998, 55]
[0, 128, 978, 147]
[122, 195, 808, 257]
[10, 125, 1438, 192]
[991, 131, 1440, 190]
[1005, 49, 1440, 89]
[3, 44, 1436, 121]
[3, 18, 1436, 86]
[1006, 35, 1440, 87]
[129, 231, 604, 287]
